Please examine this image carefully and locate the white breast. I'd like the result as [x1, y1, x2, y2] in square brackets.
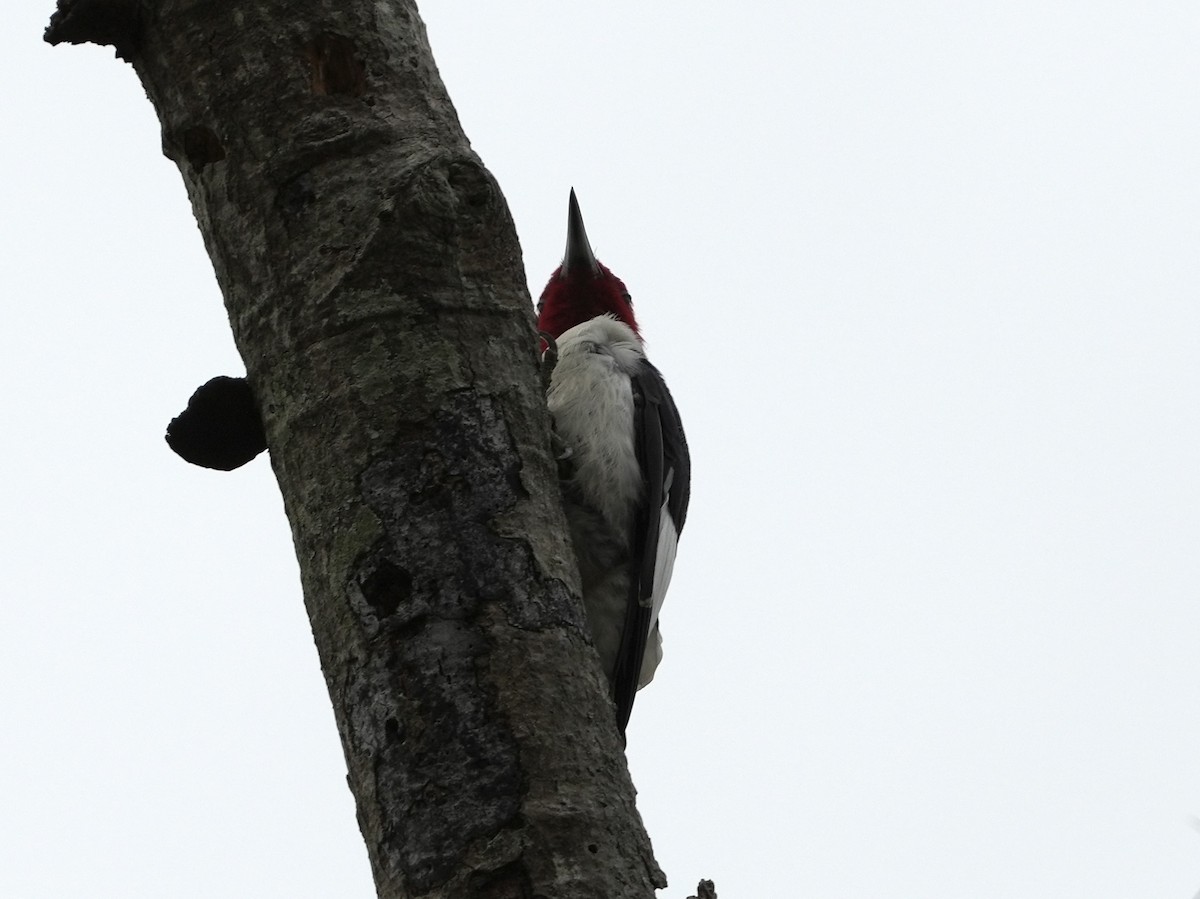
[547, 315, 646, 536]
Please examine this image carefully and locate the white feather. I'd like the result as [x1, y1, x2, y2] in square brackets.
[638, 500, 678, 687]
[547, 316, 646, 536]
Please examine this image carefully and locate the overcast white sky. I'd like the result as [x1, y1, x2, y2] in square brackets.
[5, 2, 1200, 897]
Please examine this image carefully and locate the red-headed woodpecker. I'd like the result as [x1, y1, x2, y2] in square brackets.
[537, 190, 691, 734]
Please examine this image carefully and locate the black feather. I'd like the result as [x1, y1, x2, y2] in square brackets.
[611, 360, 691, 734]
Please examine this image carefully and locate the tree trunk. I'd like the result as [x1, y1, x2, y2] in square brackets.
[46, 1, 666, 896]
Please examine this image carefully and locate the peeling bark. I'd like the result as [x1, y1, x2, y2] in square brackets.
[46, 1, 665, 896]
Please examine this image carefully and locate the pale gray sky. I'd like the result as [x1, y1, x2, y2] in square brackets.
[5, 2, 1199, 897]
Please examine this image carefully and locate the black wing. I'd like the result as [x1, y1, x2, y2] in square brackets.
[611, 359, 691, 734]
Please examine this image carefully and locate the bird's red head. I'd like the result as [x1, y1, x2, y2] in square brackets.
[536, 190, 639, 340]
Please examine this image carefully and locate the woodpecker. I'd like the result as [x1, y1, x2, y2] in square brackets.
[537, 190, 691, 734]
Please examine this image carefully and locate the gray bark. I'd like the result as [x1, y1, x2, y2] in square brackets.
[46, 1, 666, 896]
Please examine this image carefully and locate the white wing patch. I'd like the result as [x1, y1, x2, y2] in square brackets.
[649, 497, 679, 626]
[638, 484, 679, 688]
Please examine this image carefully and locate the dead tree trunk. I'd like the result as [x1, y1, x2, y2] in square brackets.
[46, 1, 666, 896]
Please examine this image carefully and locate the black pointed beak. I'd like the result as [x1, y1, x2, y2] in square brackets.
[563, 188, 600, 276]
